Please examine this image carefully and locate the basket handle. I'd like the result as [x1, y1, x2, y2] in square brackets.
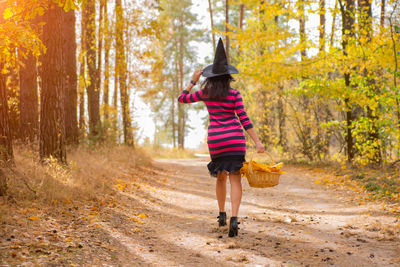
[249, 151, 274, 163]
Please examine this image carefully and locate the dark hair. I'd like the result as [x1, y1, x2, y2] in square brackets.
[201, 74, 234, 100]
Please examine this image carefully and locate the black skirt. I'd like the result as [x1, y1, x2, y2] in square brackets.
[207, 155, 245, 177]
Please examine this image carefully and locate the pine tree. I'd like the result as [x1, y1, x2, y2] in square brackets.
[63, 9, 78, 145]
[83, 0, 101, 139]
[0, 60, 13, 164]
[39, 2, 66, 163]
[115, 0, 133, 146]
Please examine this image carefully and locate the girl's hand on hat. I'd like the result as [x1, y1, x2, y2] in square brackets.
[256, 142, 265, 153]
[192, 70, 203, 83]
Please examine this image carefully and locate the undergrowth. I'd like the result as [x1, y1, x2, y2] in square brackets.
[0, 145, 152, 265]
[314, 164, 400, 216]
[1, 145, 152, 208]
[349, 170, 400, 202]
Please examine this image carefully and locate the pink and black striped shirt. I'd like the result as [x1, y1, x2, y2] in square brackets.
[178, 88, 253, 160]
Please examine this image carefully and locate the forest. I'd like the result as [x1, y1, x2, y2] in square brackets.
[1, 0, 399, 165]
[1, 0, 400, 266]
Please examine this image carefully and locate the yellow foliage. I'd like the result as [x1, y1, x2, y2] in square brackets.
[240, 161, 285, 177]
[3, 8, 13, 20]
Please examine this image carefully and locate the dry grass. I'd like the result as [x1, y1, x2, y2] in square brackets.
[146, 147, 198, 159]
[2, 145, 152, 206]
[0, 145, 153, 266]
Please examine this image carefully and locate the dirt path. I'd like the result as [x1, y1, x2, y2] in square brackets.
[103, 158, 399, 267]
[4, 157, 398, 266]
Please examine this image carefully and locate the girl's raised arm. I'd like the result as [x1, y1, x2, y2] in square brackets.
[177, 70, 204, 104]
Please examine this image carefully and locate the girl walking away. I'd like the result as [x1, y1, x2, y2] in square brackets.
[178, 38, 265, 237]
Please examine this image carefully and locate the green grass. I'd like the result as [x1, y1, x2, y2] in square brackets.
[350, 171, 400, 200]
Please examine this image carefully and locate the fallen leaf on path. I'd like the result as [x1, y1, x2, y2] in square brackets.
[28, 216, 40, 221]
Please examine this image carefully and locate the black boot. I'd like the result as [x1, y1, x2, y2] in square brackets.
[228, 216, 240, 237]
[217, 212, 227, 226]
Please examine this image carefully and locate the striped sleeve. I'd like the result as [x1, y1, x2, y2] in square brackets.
[235, 91, 253, 130]
[177, 89, 204, 104]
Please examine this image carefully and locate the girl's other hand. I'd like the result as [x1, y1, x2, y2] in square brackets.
[256, 142, 265, 153]
[192, 70, 202, 83]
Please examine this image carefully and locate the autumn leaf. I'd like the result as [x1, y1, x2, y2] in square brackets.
[28, 216, 40, 221]
[3, 8, 13, 20]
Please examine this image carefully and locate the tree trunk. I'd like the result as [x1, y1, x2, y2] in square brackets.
[97, 0, 104, 114]
[208, 0, 216, 52]
[298, 1, 312, 160]
[112, 43, 118, 142]
[7, 50, 19, 140]
[340, 0, 355, 162]
[225, 0, 229, 62]
[0, 60, 14, 165]
[299, 1, 306, 61]
[103, 0, 110, 122]
[173, 44, 179, 148]
[330, 0, 338, 46]
[239, 4, 244, 30]
[277, 89, 287, 150]
[178, 104, 184, 148]
[380, 0, 385, 28]
[116, 0, 133, 146]
[78, 78, 85, 134]
[259, 90, 271, 145]
[39, 2, 66, 163]
[78, 11, 86, 135]
[83, 0, 101, 139]
[319, 0, 325, 52]
[171, 93, 176, 148]
[177, 19, 185, 149]
[0, 2, 12, 188]
[113, 64, 118, 109]
[359, 0, 381, 163]
[63, 9, 78, 145]
[237, 3, 245, 52]
[19, 51, 38, 143]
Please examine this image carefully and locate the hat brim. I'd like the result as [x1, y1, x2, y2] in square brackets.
[202, 64, 239, 78]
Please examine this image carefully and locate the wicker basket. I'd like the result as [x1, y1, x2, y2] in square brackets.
[246, 152, 282, 188]
[246, 170, 281, 188]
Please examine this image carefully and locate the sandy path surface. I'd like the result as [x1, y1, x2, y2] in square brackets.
[104, 158, 400, 267]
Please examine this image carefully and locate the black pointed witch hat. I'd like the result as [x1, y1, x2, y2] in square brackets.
[202, 38, 239, 78]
